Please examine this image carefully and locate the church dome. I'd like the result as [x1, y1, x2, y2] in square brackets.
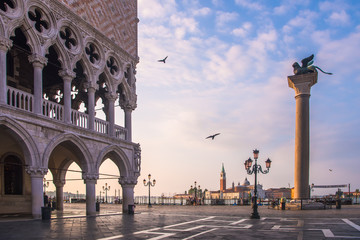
[242, 177, 250, 186]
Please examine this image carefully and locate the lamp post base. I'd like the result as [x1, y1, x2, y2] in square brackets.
[148, 204, 152, 208]
[250, 211, 260, 219]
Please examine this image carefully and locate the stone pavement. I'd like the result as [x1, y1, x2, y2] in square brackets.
[0, 204, 360, 239]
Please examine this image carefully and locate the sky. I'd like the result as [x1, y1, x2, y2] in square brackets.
[46, 0, 360, 198]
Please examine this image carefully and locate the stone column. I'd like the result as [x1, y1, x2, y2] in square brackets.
[0, 37, 12, 105]
[119, 177, 137, 213]
[288, 72, 317, 199]
[105, 93, 117, 137]
[26, 167, 48, 219]
[54, 180, 65, 210]
[124, 107, 133, 141]
[59, 70, 76, 124]
[83, 174, 98, 216]
[28, 54, 47, 115]
[86, 83, 97, 131]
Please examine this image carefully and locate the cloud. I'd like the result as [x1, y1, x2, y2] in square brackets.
[191, 7, 211, 17]
[327, 10, 350, 26]
[215, 11, 238, 29]
[235, 0, 264, 11]
[232, 22, 252, 37]
[138, 0, 177, 20]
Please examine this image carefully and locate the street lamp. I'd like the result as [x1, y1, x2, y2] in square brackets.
[244, 149, 272, 219]
[190, 181, 200, 205]
[102, 183, 110, 203]
[143, 174, 156, 207]
[43, 178, 49, 194]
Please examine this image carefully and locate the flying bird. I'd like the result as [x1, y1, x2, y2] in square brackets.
[329, 169, 333, 172]
[206, 133, 220, 140]
[158, 56, 168, 63]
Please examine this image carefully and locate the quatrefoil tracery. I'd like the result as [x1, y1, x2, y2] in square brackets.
[106, 57, 118, 75]
[85, 43, 100, 64]
[28, 8, 49, 33]
[0, 0, 15, 12]
[60, 28, 77, 50]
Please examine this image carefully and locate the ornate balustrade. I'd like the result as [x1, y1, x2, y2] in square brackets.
[7, 87, 33, 112]
[5, 87, 127, 140]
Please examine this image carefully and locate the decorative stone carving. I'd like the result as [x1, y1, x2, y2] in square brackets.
[82, 173, 99, 183]
[59, 69, 76, 80]
[53, 179, 66, 188]
[288, 72, 317, 97]
[0, 37, 13, 51]
[118, 176, 137, 186]
[25, 166, 48, 177]
[28, 54, 48, 68]
[134, 143, 141, 173]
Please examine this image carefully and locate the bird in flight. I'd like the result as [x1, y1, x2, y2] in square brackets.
[329, 169, 333, 172]
[158, 56, 168, 63]
[206, 133, 220, 140]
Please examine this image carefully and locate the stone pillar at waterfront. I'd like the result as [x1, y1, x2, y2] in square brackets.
[288, 72, 317, 199]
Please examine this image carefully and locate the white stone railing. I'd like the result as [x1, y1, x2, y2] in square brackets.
[71, 110, 88, 128]
[115, 125, 127, 140]
[95, 118, 109, 134]
[6, 87, 128, 140]
[42, 99, 63, 121]
[7, 86, 33, 112]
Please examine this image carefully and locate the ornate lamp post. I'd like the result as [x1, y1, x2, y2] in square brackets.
[102, 183, 110, 203]
[143, 174, 156, 207]
[244, 149, 272, 219]
[190, 181, 200, 205]
[43, 178, 49, 194]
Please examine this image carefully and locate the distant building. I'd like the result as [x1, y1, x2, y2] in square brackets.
[205, 164, 265, 201]
[265, 188, 291, 199]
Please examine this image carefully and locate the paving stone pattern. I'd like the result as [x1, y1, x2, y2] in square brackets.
[0, 204, 359, 239]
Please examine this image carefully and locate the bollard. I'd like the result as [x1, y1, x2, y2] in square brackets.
[336, 199, 341, 209]
[41, 206, 51, 220]
[128, 204, 135, 214]
[96, 202, 100, 212]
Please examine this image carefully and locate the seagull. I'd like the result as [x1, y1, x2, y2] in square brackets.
[206, 133, 220, 140]
[329, 169, 333, 172]
[158, 56, 168, 63]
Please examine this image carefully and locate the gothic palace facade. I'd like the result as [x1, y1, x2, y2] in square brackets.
[0, 0, 140, 218]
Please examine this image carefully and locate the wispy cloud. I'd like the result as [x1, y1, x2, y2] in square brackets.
[234, 0, 264, 11]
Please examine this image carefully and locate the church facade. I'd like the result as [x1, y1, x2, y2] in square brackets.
[205, 164, 265, 201]
[0, 0, 140, 218]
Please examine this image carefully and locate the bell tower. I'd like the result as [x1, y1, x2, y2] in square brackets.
[220, 163, 226, 191]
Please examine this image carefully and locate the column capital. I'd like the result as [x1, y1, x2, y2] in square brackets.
[25, 166, 48, 178]
[82, 173, 99, 183]
[0, 37, 12, 51]
[105, 92, 118, 102]
[59, 69, 76, 80]
[53, 180, 66, 188]
[28, 54, 48, 68]
[84, 81, 98, 92]
[119, 176, 137, 187]
[288, 72, 318, 97]
[120, 99, 137, 111]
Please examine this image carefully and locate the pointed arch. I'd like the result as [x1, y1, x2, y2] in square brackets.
[0, 116, 40, 167]
[42, 133, 93, 174]
[95, 145, 131, 177]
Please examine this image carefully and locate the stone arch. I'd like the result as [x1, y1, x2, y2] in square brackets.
[44, 40, 70, 70]
[0, 116, 40, 167]
[42, 133, 93, 174]
[95, 145, 131, 178]
[8, 22, 41, 55]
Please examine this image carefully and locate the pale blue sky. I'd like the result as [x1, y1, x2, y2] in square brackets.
[46, 0, 360, 198]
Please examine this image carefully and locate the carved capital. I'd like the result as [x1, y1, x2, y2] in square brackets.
[82, 173, 99, 183]
[84, 81, 98, 92]
[105, 92, 118, 102]
[53, 180, 66, 188]
[120, 97, 137, 111]
[28, 54, 48, 68]
[118, 176, 138, 187]
[288, 72, 317, 97]
[0, 37, 12, 51]
[59, 69, 76, 80]
[25, 166, 48, 177]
